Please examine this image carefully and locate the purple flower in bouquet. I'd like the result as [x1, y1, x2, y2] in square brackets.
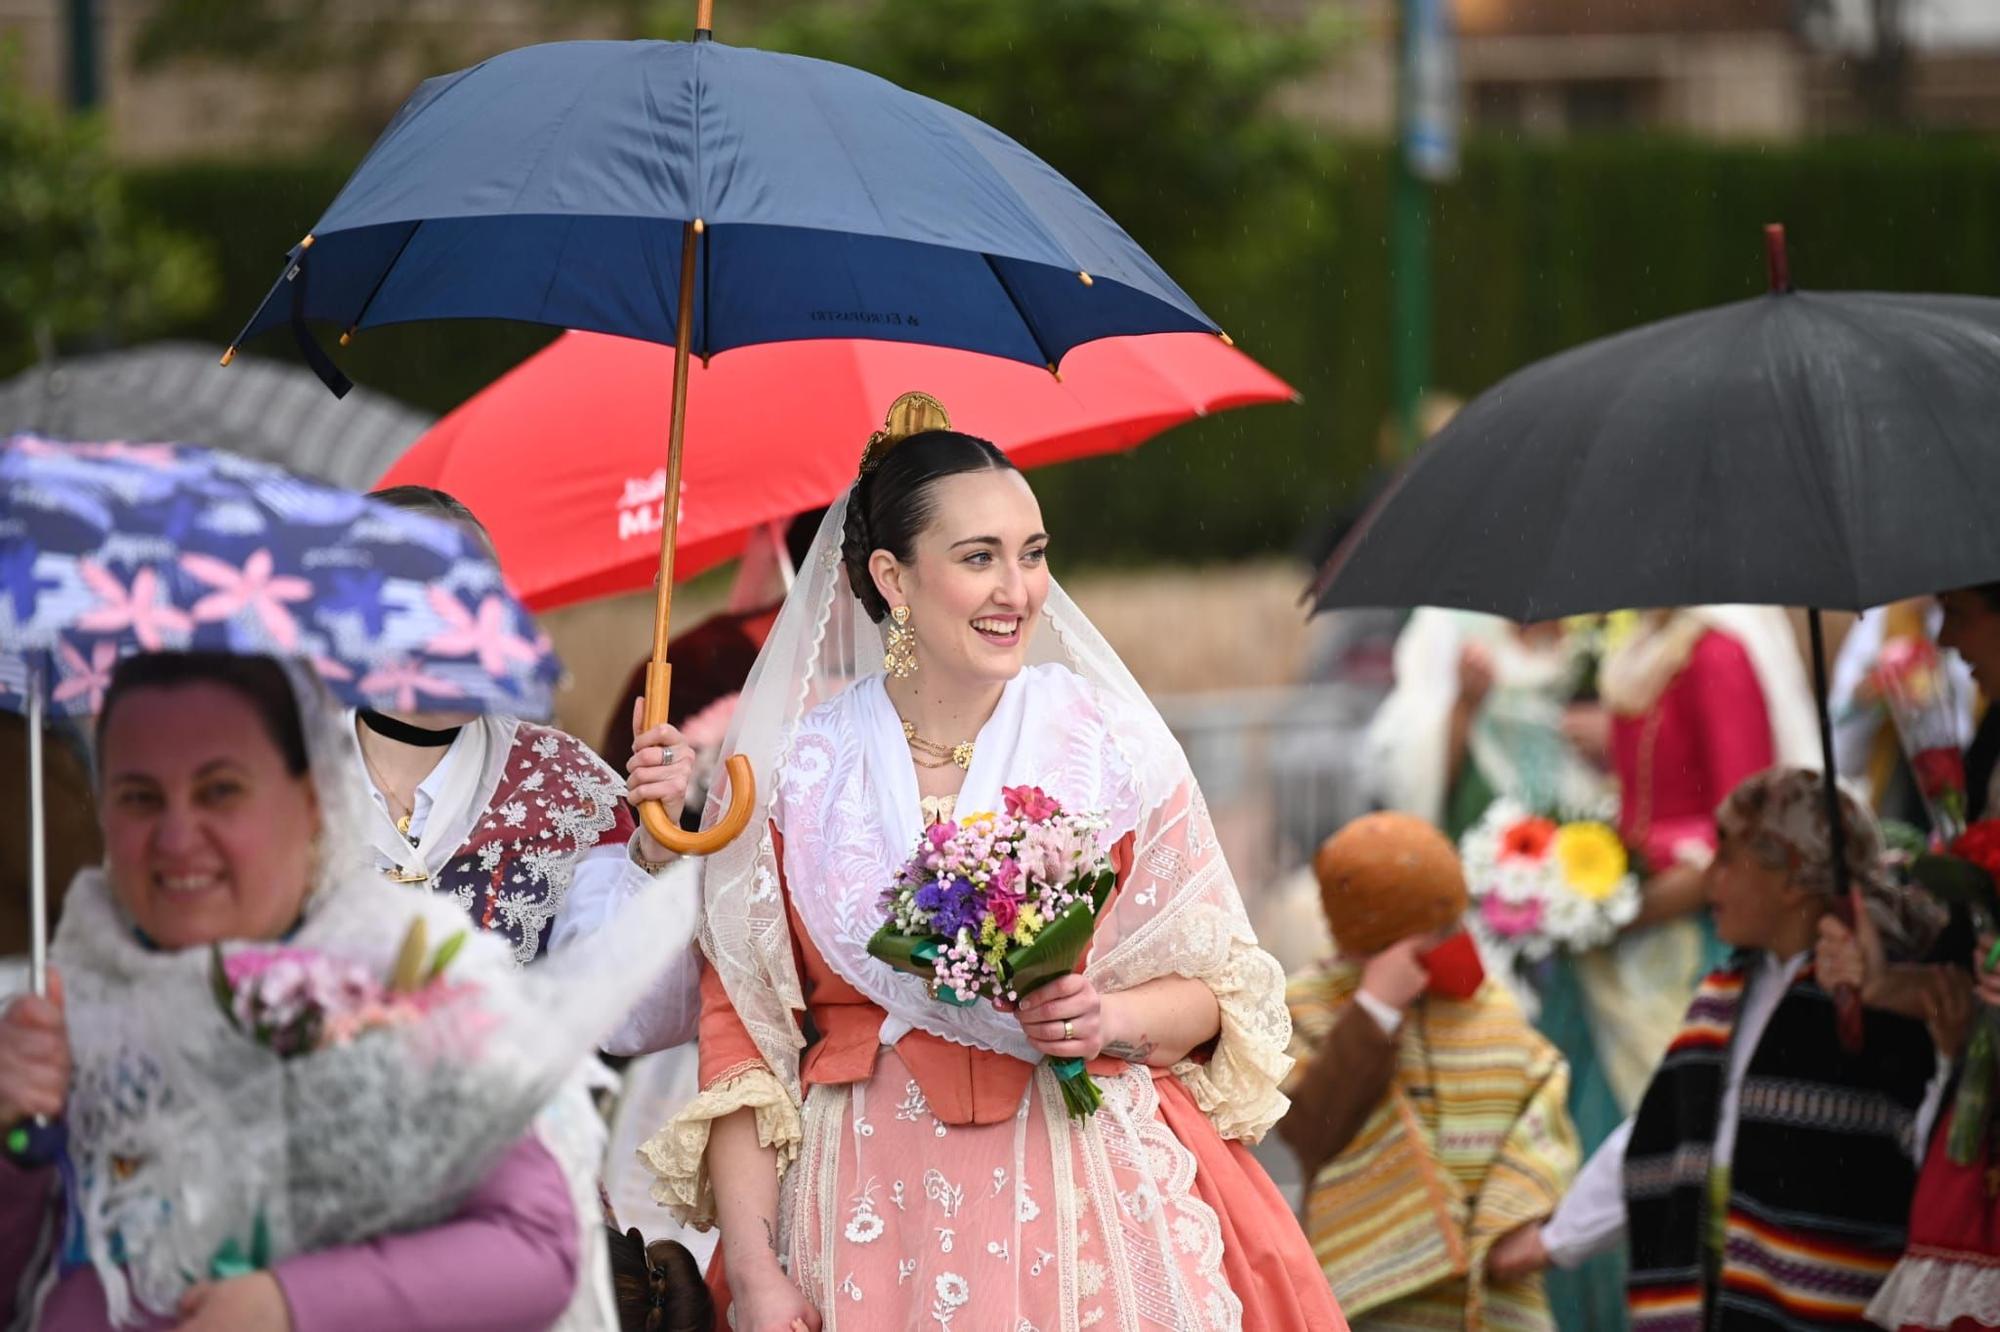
[931, 877, 985, 939]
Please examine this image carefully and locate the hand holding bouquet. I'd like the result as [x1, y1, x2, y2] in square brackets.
[868, 785, 1115, 1115]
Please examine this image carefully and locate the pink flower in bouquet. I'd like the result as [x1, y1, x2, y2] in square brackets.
[1003, 785, 1061, 822]
[321, 997, 418, 1048]
[1480, 894, 1544, 939]
[1018, 820, 1080, 887]
[222, 946, 321, 987]
[987, 877, 1024, 935]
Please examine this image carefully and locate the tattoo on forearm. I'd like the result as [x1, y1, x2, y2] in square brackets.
[764, 1217, 778, 1254]
[1104, 1035, 1156, 1062]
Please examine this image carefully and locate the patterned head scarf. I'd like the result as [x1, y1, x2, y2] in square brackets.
[1715, 766, 1942, 959]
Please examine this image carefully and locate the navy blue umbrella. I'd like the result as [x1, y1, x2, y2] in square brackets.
[228, 15, 1225, 856]
[229, 39, 1216, 375]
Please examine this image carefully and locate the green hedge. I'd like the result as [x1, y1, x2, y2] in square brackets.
[114, 134, 2000, 568]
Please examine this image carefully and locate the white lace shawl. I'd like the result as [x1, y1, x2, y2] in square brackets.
[647, 498, 1294, 1226]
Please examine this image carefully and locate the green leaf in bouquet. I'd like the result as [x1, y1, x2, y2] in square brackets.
[866, 922, 940, 980]
[1949, 1012, 1998, 1167]
[425, 930, 468, 984]
[210, 944, 240, 1029]
[1879, 819, 1930, 861]
[866, 926, 981, 1005]
[1004, 895, 1101, 999]
[1909, 851, 2000, 921]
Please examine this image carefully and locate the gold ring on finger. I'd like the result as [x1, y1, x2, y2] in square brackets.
[1063, 1019, 1074, 1041]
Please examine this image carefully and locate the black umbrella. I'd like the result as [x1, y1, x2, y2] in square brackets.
[1310, 226, 2000, 1040]
[1311, 234, 2000, 622]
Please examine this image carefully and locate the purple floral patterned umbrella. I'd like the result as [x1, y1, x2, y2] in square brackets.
[1, 434, 559, 719]
[0, 435, 563, 1124]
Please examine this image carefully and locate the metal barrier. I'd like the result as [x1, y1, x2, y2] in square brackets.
[1155, 681, 1381, 902]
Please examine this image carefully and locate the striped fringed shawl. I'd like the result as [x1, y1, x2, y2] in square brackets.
[1625, 957, 1934, 1332]
[1288, 964, 1577, 1331]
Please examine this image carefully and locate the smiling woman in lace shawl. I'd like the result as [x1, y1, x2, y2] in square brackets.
[0, 652, 682, 1332]
[639, 394, 1342, 1331]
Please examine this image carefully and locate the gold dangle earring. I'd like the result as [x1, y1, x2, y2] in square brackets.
[884, 605, 918, 678]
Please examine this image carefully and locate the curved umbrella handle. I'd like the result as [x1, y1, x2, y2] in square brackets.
[639, 755, 756, 856]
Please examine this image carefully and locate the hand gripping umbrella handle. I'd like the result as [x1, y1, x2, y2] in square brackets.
[635, 659, 756, 855]
[639, 755, 756, 855]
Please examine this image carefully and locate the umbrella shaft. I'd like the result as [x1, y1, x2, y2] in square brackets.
[1808, 608, 1850, 895]
[26, 671, 47, 999]
[646, 218, 702, 725]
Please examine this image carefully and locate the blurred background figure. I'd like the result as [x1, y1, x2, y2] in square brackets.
[1283, 812, 1577, 1332]
[1365, 614, 1606, 840]
[1526, 606, 1817, 1331]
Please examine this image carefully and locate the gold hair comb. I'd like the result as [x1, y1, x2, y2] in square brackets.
[859, 391, 952, 475]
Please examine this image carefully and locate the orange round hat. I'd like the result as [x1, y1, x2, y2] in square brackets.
[1313, 812, 1468, 957]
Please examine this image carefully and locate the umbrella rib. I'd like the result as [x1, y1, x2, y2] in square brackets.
[345, 221, 425, 335]
[981, 254, 1056, 368]
[1820, 296, 1975, 608]
[693, 38, 708, 352]
[1786, 299, 1865, 611]
[1514, 312, 1723, 620]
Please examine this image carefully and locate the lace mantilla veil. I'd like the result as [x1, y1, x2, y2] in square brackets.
[46, 661, 680, 1330]
[665, 398, 1295, 1223]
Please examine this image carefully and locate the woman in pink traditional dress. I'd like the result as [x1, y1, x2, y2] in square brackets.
[1574, 608, 1820, 1112]
[637, 394, 1341, 1332]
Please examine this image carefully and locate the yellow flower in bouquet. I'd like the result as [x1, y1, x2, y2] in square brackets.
[1553, 822, 1628, 901]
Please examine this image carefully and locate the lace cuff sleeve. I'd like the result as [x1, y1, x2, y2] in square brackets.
[1170, 932, 1295, 1144]
[637, 1063, 801, 1230]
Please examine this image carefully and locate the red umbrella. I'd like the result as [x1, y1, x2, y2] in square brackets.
[378, 331, 1296, 610]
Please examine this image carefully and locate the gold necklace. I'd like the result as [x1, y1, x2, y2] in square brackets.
[901, 718, 975, 771]
[358, 747, 421, 845]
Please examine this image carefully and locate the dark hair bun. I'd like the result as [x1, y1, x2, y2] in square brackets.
[840, 485, 887, 623]
[607, 1227, 715, 1332]
[840, 430, 1015, 625]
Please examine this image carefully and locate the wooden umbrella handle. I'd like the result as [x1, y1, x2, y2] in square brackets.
[635, 659, 756, 855]
[639, 754, 756, 856]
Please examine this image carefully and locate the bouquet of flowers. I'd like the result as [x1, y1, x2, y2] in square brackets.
[868, 785, 1115, 1116]
[62, 867, 692, 1325]
[1460, 799, 1642, 973]
[210, 919, 475, 1059]
[1869, 635, 1968, 840]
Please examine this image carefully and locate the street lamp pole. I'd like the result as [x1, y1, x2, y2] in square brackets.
[1392, 0, 1456, 456]
[65, 0, 100, 111]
